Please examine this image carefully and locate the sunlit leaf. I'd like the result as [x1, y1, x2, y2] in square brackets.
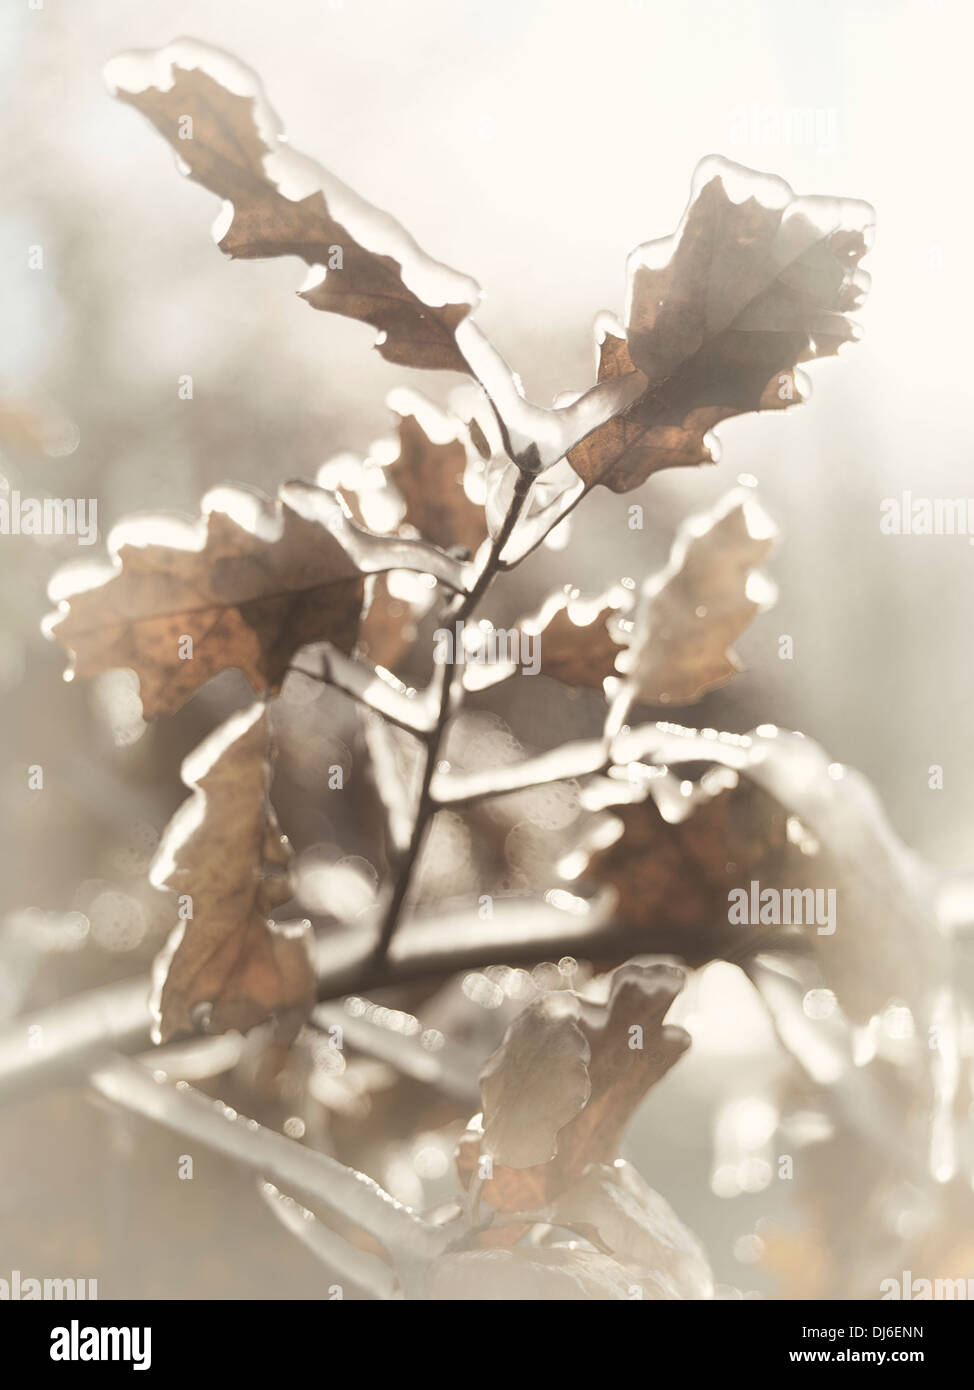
[148, 702, 315, 1042]
[459, 962, 688, 1209]
[619, 487, 776, 704]
[569, 157, 873, 491]
[106, 40, 481, 372]
[46, 481, 463, 718]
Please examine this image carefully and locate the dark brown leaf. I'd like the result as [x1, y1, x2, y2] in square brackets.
[586, 768, 791, 951]
[148, 702, 315, 1042]
[46, 481, 463, 718]
[106, 42, 480, 372]
[388, 406, 488, 556]
[527, 588, 629, 690]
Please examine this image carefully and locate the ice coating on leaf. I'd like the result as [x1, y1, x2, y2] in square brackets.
[382, 390, 488, 557]
[105, 39, 480, 372]
[616, 487, 777, 705]
[45, 480, 464, 718]
[604, 722, 945, 1022]
[148, 702, 315, 1043]
[551, 1162, 713, 1300]
[459, 963, 689, 1211]
[520, 583, 631, 691]
[569, 156, 873, 492]
[278, 481, 467, 591]
[456, 319, 646, 472]
[480, 992, 592, 1169]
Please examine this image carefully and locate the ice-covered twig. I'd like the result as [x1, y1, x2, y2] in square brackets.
[89, 1056, 444, 1263]
[258, 1182, 402, 1299]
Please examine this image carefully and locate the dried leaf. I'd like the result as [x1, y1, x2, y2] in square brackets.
[460, 963, 688, 1209]
[619, 488, 776, 704]
[387, 397, 488, 556]
[479, 991, 591, 1169]
[46, 481, 463, 718]
[560, 963, 690, 1175]
[569, 158, 872, 491]
[106, 41, 480, 372]
[513, 487, 773, 698]
[356, 574, 424, 676]
[527, 587, 629, 690]
[597, 722, 946, 1022]
[148, 702, 315, 1042]
[585, 770, 791, 954]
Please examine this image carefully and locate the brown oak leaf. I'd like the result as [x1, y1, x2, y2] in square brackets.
[479, 991, 592, 1171]
[568, 158, 872, 491]
[148, 701, 315, 1042]
[519, 486, 772, 698]
[457, 962, 689, 1211]
[618, 487, 776, 704]
[597, 723, 945, 1023]
[106, 41, 480, 372]
[526, 587, 629, 690]
[584, 765, 791, 957]
[387, 399, 488, 557]
[356, 574, 424, 676]
[46, 481, 462, 719]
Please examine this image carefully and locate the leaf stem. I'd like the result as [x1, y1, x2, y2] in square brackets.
[369, 470, 534, 968]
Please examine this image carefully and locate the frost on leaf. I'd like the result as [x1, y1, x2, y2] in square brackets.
[551, 1162, 713, 1300]
[106, 40, 480, 372]
[525, 587, 629, 691]
[322, 395, 487, 675]
[148, 702, 315, 1043]
[386, 399, 488, 557]
[46, 481, 463, 719]
[520, 487, 773, 698]
[458, 962, 689, 1210]
[619, 488, 777, 704]
[568, 157, 872, 492]
[479, 992, 591, 1170]
[584, 771, 790, 956]
[593, 723, 945, 1023]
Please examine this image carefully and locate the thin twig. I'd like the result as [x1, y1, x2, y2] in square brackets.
[368, 470, 534, 968]
[88, 1055, 445, 1263]
[287, 648, 436, 735]
[0, 896, 812, 1107]
[259, 1182, 402, 1299]
[499, 481, 592, 571]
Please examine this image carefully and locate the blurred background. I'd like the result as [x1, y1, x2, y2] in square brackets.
[1, 0, 972, 1299]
